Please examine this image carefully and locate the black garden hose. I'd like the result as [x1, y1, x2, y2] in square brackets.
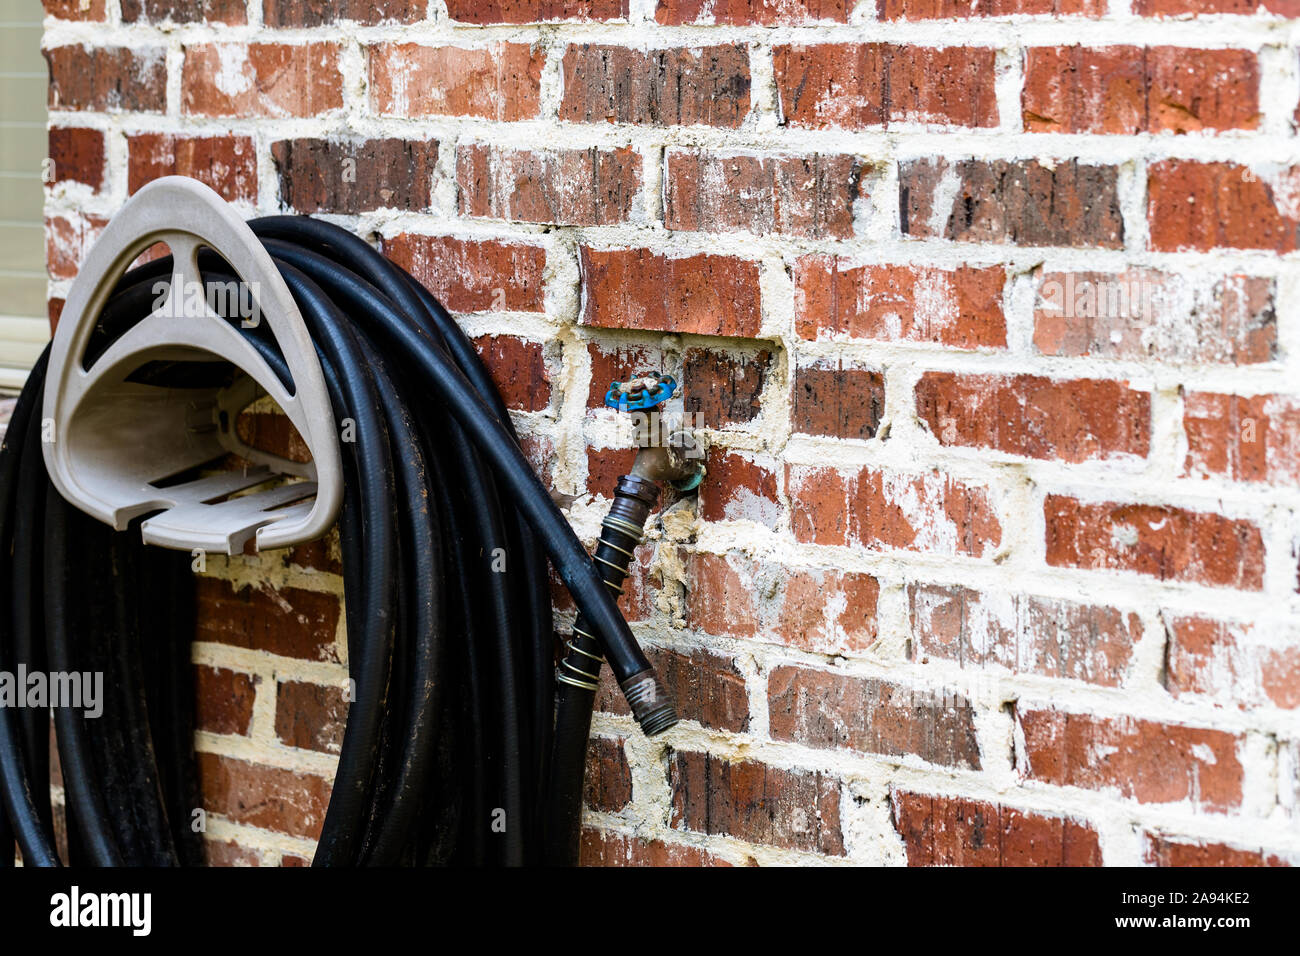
[0, 215, 677, 867]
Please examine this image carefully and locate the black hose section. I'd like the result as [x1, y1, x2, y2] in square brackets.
[545, 474, 661, 866]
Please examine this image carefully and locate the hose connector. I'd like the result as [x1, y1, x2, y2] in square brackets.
[620, 668, 679, 736]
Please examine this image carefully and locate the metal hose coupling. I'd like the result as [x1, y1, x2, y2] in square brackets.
[620, 669, 678, 737]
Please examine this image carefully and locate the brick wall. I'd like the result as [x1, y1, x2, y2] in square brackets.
[40, 0, 1300, 866]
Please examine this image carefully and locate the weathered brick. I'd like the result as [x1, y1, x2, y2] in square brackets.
[205, 839, 262, 866]
[793, 363, 885, 441]
[1184, 392, 1300, 485]
[775, 43, 998, 129]
[893, 790, 1102, 866]
[880, 0, 1104, 15]
[659, 0, 848, 21]
[560, 45, 751, 128]
[916, 372, 1151, 462]
[194, 577, 342, 662]
[474, 335, 550, 412]
[45, 213, 108, 280]
[236, 410, 310, 464]
[1143, 833, 1294, 866]
[597, 645, 750, 732]
[698, 448, 780, 529]
[381, 234, 547, 313]
[271, 138, 436, 213]
[909, 584, 1140, 686]
[787, 463, 1002, 558]
[264, 0, 425, 25]
[194, 665, 258, 736]
[457, 144, 640, 226]
[183, 43, 343, 118]
[681, 346, 770, 426]
[687, 551, 880, 654]
[1033, 269, 1276, 365]
[900, 158, 1123, 248]
[1164, 614, 1300, 709]
[44, 0, 108, 19]
[584, 736, 632, 811]
[128, 133, 257, 203]
[579, 248, 762, 338]
[275, 680, 349, 754]
[665, 150, 865, 238]
[1134, 0, 1300, 15]
[448, 0, 627, 21]
[1023, 46, 1260, 134]
[1016, 708, 1243, 810]
[46, 46, 167, 112]
[795, 259, 1007, 349]
[122, 0, 246, 22]
[1043, 495, 1265, 589]
[197, 752, 331, 839]
[580, 827, 738, 866]
[670, 751, 844, 855]
[1147, 160, 1300, 253]
[48, 127, 105, 190]
[370, 43, 544, 120]
[769, 665, 982, 767]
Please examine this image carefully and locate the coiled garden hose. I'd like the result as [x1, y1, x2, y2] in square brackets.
[0, 214, 678, 867]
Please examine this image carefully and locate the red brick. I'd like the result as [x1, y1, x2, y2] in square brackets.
[1184, 392, 1300, 485]
[264, 0, 425, 25]
[1023, 47, 1260, 134]
[584, 736, 632, 812]
[1165, 615, 1300, 710]
[457, 144, 640, 226]
[197, 752, 331, 839]
[769, 665, 982, 767]
[1016, 707, 1243, 810]
[195, 665, 258, 736]
[579, 827, 738, 866]
[665, 150, 865, 238]
[1143, 833, 1294, 866]
[670, 751, 844, 855]
[1043, 495, 1264, 589]
[44, 0, 108, 18]
[1147, 160, 1300, 253]
[795, 259, 1007, 349]
[787, 463, 1002, 558]
[448, 0, 627, 20]
[687, 551, 880, 655]
[183, 43, 343, 118]
[128, 133, 257, 203]
[45, 213, 108, 280]
[381, 234, 547, 313]
[916, 372, 1150, 463]
[236, 410, 310, 464]
[1033, 269, 1276, 365]
[272, 138, 437, 213]
[698, 448, 780, 529]
[47, 128, 105, 190]
[474, 335, 550, 412]
[1134, 0, 1300, 15]
[880, 0, 1104, 14]
[596, 645, 750, 733]
[793, 363, 885, 441]
[659, 0, 848, 21]
[893, 790, 1102, 866]
[275, 680, 349, 754]
[122, 0, 246, 22]
[280, 853, 310, 866]
[560, 45, 751, 128]
[901, 158, 1123, 248]
[194, 577, 342, 662]
[46, 46, 167, 112]
[579, 248, 761, 338]
[909, 584, 1139, 686]
[205, 839, 262, 866]
[681, 346, 771, 426]
[369, 42, 544, 120]
[775, 43, 998, 130]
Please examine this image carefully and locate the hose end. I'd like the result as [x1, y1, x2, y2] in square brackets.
[620, 669, 679, 736]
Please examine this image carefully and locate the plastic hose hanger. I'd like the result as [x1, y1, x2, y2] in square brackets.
[41, 177, 343, 554]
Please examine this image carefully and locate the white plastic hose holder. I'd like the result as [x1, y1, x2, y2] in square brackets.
[42, 176, 344, 555]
